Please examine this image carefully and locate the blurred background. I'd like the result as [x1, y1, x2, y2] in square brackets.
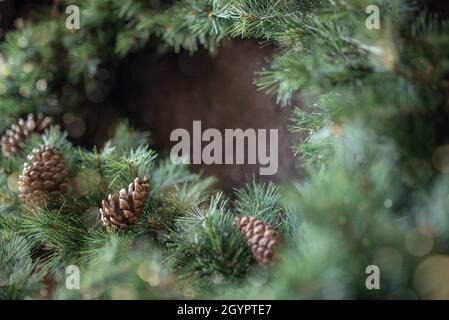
[0, 0, 302, 193]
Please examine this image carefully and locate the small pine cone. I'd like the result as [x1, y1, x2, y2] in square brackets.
[100, 177, 150, 231]
[1, 114, 53, 156]
[235, 216, 281, 267]
[18, 146, 69, 205]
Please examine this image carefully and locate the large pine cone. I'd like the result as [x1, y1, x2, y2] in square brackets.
[100, 177, 150, 231]
[1, 114, 53, 156]
[18, 146, 69, 205]
[235, 216, 281, 267]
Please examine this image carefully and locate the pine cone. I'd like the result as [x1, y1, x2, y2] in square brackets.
[18, 146, 69, 205]
[1, 114, 53, 156]
[235, 216, 281, 267]
[100, 177, 150, 231]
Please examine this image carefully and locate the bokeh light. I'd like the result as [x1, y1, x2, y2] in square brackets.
[405, 228, 434, 257]
[432, 145, 449, 173]
[23, 62, 34, 73]
[63, 113, 86, 139]
[183, 288, 196, 299]
[383, 198, 393, 209]
[137, 261, 161, 287]
[7, 172, 19, 192]
[373, 247, 403, 277]
[110, 286, 136, 300]
[35, 79, 47, 92]
[210, 271, 224, 285]
[413, 255, 449, 299]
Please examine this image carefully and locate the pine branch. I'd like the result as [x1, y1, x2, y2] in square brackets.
[234, 179, 291, 234]
[0, 234, 45, 299]
[166, 193, 252, 290]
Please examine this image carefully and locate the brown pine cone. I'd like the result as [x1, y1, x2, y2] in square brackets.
[18, 146, 69, 205]
[100, 177, 150, 231]
[1, 114, 53, 156]
[235, 216, 281, 267]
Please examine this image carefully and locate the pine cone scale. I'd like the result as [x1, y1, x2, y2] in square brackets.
[100, 177, 150, 231]
[18, 146, 69, 205]
[1, 114, 53, 156]
[235, 216, 281, 267]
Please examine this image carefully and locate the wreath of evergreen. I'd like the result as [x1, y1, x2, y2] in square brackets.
[1, 0, 449, 300]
